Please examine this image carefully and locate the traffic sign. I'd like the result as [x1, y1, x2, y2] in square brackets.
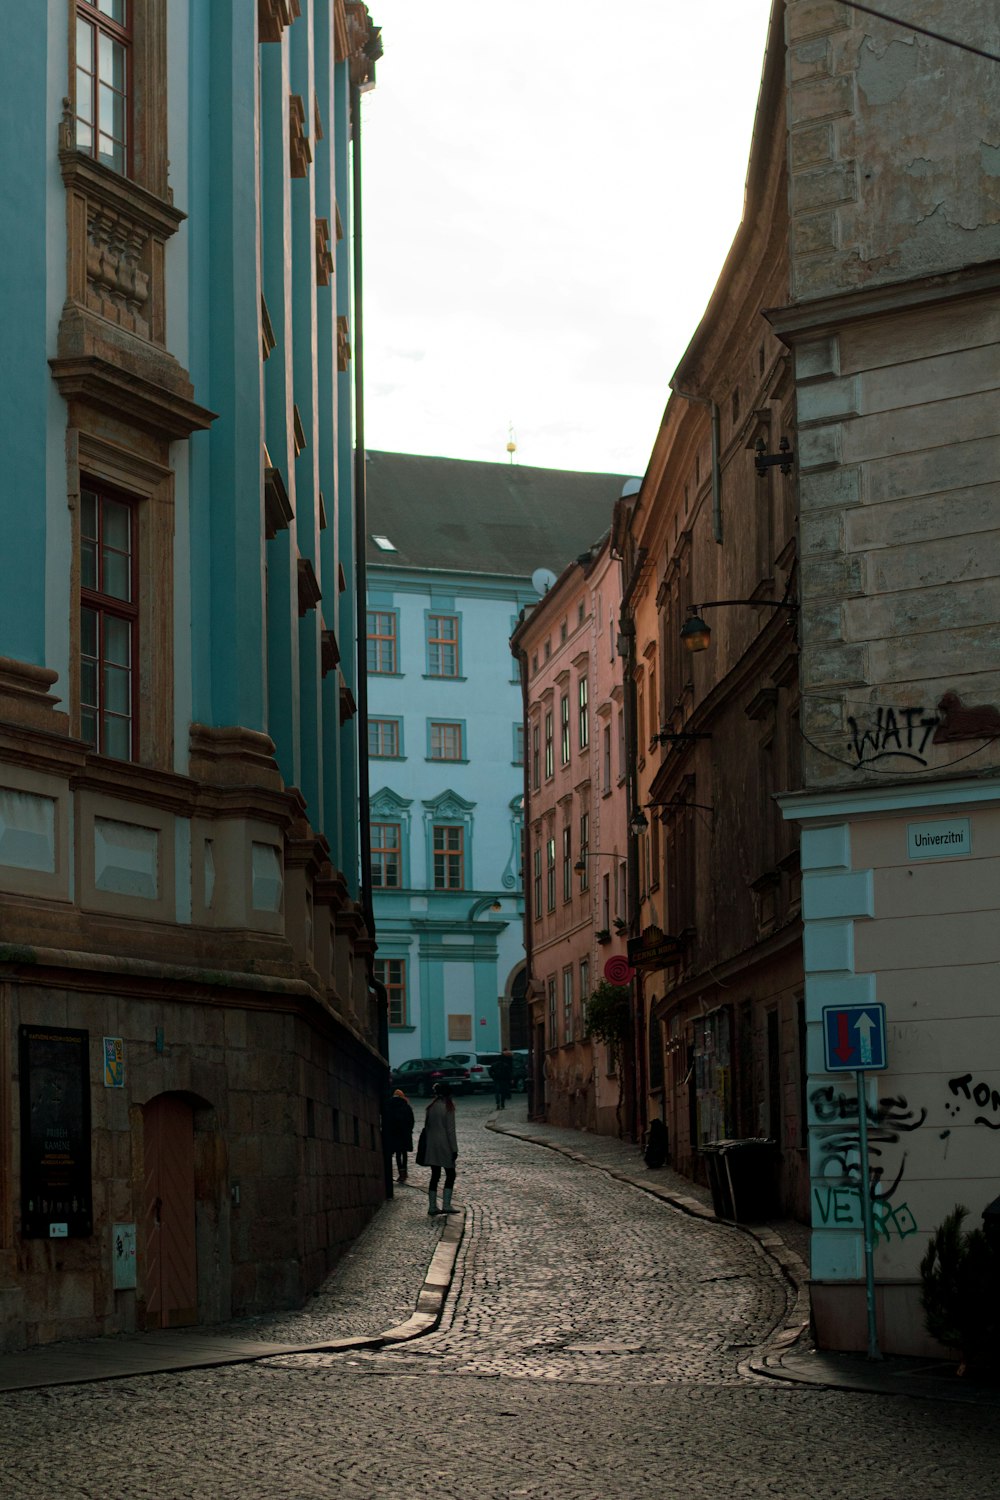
[822, 1003, 887, 1072]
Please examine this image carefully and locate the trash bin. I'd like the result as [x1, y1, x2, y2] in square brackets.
[701, 1142, 735, 1220]
[707, 1138, 779, 1223]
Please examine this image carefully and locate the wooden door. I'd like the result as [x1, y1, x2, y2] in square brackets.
[143, 1094, 197, 1328]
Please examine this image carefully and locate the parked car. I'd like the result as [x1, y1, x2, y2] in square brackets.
[441, 1052, 495, 1093]
[389, 1057, 467, 1098]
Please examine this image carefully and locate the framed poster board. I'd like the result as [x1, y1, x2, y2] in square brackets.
[19, 1026, 93, 1238]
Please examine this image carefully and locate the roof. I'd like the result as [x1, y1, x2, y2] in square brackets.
[365, 451, 629, 577]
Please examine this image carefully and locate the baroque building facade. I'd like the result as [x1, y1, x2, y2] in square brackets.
[774, 0, 1000, 1355]
[365, 453, 624, 1076]
[0, 0, 385, 1352]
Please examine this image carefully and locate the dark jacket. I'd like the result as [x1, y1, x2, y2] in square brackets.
[387, 1094, 415, 1151]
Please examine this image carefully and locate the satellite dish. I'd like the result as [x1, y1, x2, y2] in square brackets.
[531, 567, 557, 596]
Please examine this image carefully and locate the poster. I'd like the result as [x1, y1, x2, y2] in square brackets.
[19, 1026, 93, 1238]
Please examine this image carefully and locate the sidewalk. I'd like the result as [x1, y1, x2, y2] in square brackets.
[0, 1185, 462, 1394]
[488, 1108, 1000, 1408]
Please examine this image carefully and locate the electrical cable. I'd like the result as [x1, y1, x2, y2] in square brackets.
[796, 725, 1000, 777]
[840, 1, 1000, 65]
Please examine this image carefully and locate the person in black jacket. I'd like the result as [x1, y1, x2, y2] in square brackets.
[388, 1089, 415, 1181]
[490, 1051, 514, 1110]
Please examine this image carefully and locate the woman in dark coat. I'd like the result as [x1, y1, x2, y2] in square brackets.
[423, 1080, 459, 1216]
[388, 1089, 415, 1181]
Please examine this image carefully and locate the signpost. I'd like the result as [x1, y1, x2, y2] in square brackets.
[822, 1003, 888, 1361]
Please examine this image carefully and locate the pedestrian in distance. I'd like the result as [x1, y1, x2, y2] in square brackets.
[388, 1088, 415, 1181]
[490, 1050, 514, 1110]
[424, 1079, 459, 1216]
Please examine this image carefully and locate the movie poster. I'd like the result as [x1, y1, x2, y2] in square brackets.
[19, 1026, 93, 1238]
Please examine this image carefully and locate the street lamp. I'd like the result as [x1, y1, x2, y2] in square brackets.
[680, 598, 798, 654]
[574, 850, 619, 875]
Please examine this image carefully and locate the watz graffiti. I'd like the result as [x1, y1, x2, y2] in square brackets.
[846, 706, 939, 768]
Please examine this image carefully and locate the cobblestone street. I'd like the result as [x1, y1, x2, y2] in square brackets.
[3, 1099, 1000, 1499]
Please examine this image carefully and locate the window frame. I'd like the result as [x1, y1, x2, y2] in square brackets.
[578, 810, 590, 891]
[546, 834, 556, 912]
[432, 823, 465, 891]
[371, 821, 403, 889]
[368, 717, 402, 758]
[366, 609, 399, 675]
[513, 722, 525, 766]
[79, 478, 139, 762]
[560, 693, 570, 765]
[578, 675, 589, 750]
[375, 956, 408, 1027]
[75, 0, 132, 177]
[426, 612, 460, 678]
[544, 711, 554, 780]
[562, 966, 574, 1044]
[561, 824, 572, 903]
[428, 720, 464, 761]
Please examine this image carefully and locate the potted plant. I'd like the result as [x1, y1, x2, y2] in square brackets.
[584, 980, 631, 1137]
[595, 927, 612, 944]
[920, 1205, 1000, 1376]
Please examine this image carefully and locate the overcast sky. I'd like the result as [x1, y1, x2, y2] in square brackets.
[359, 1, 774, 478]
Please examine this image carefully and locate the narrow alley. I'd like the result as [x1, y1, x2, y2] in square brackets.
[3, 1099, 998, 1499]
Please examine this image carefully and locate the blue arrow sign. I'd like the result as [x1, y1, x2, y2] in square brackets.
[822, 1003, 887, 1072]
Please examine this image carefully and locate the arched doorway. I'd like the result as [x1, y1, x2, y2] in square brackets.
[142, 1093, 198, 1329]
[508, 966, 529, 1050]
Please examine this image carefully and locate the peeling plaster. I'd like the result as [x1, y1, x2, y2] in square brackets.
[858, 37, 920, 106]
[982, 142, 1000, 178]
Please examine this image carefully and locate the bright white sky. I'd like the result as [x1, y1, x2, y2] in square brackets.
[360, 0, 774, 478]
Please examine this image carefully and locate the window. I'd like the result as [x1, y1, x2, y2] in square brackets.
[601, 873, 610, 932]
[432, 825, 464, 890]
[371, 823, 402, 888]
[366, 610, 397, 674]
[649, 808, 660, 890]
[513, 723, 525, 765]
[544, 712, 554, 779]
[546, 836, 556, 912]
[547, 977, 557, 1047]
[562, 967, 574, 1044]
[617, 710, 626, 780]
[578, 676, 589, 749]
[648, 669, 657, 743]
[374, 957, 407, 1026]
[577, 600, 585, 626]
[430, 721, 463, 760]
[560, 694, 570, 765]
[579, 957, 590, 1013]
[602, 724, 611, 792]
[80, 483, 137, 761]
[531, 722, 540, 789]
[560, 619, 567, 644]
[427, 613, 459, 677]
[368, 718, 400, 758]
[533, 847, 542, 920]
[578, 811, 589, 890]
[618, 860, 627, 920]
[562, 825, 572, 902]
[76, 0, 130, 175]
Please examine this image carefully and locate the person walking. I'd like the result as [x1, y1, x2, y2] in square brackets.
[387, 1088, 415, 1181]
[490, 1051, 513, 1110]
[423, 1080, 459, 1216]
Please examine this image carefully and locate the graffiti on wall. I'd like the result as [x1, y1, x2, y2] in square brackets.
[846, 706, 939, 769]
[811, 1084, 926, 1200]
[812, 1185, 919, 1244]
[948, 1074, 1000, 1130]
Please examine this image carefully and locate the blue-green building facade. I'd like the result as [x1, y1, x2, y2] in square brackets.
[365, 453, 625, 1071]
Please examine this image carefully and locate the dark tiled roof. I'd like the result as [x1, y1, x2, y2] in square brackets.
[365, 450, 629, 577]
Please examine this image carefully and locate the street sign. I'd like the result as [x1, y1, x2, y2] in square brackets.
[627, 925, 684, 970]
[822, 1003, 888, 1072]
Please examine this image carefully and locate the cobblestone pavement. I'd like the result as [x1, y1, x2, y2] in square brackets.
[4, 1098, 1000, 1499]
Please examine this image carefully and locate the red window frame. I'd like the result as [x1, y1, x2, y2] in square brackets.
[80, 480, 138, 762]
[427, 614, 459, 677]
[371, 822, 402, 888]
[366, 611, 398, 674]
[432, 825, 464, 890]
[75, 0, 132, 176]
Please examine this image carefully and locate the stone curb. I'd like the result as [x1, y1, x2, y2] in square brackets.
[0, 1211, 466, 1394]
